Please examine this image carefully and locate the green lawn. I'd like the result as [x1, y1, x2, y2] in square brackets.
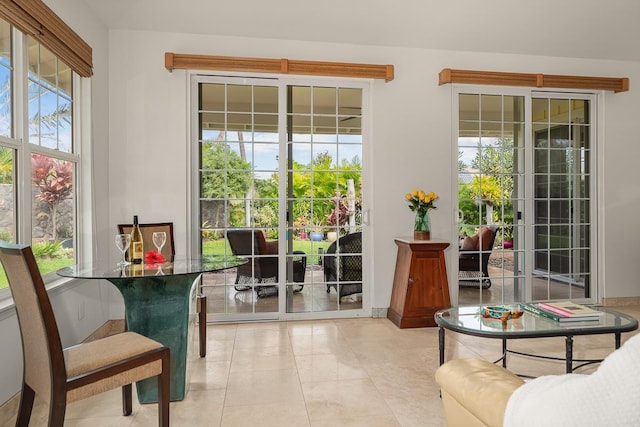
[0, 257, 74, 290]
[203, 238, 332, 265]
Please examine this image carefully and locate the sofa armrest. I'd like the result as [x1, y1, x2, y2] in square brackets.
[458, 250, 479, 260]
[435, 358, 524, 427]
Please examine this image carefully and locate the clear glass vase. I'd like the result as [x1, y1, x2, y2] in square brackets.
[414, 210, 431, 240]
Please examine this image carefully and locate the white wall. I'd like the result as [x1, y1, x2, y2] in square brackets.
[106, 29, 640, 309]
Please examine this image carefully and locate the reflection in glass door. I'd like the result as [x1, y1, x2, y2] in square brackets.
[532, 95, 593, 300]
[456, 90, 596, 306]
[192, 76, 366, 321]
[457, 93, 525, 306]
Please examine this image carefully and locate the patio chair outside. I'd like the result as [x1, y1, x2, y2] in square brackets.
[226, 229, 306, 297]
[324, 231, 362, 298]
[459, 225, 500, 289]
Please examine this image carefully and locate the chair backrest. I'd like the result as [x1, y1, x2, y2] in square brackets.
[479, 226, 500, 253]
[325, 232, 362, 282]
[0, 242, 65, 402]
[118, 222, 175, 260]
[461, 226, 500, 253]
[226, 229, 268, 256]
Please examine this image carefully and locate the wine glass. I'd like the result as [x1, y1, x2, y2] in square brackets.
[152, 231, 167, 254]
[115, 234, 131, 267]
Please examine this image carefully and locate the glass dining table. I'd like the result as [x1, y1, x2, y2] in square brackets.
[57, 255, 247, 403]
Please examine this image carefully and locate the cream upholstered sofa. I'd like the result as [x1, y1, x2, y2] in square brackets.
[435, 333, 640, 427]
[435, 358, 523, 427]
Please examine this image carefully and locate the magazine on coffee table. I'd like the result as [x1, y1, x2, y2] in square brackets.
[522, 302, 603, 322]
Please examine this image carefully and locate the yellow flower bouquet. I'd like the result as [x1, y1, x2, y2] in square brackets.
[406, 189, 438, 239]
[406, 190, 438, 214]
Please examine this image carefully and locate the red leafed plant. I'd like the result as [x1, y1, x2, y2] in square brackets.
[31, 154, 73, 241]
[326, 192, 350, 227]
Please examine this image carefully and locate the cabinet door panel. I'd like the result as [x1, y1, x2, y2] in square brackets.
[406, 252, 449, 316]
[388, 240, 451, 328]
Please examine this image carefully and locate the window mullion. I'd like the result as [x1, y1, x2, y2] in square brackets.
[13, 30, 30, 244]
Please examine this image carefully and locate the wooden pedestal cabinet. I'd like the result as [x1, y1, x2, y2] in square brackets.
[387, 238, 451, 328]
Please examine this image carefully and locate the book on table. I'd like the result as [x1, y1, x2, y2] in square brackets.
[538, 301, 604, 318]
[521, 302, 603, 322]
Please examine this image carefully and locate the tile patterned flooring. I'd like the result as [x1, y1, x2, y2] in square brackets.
[2, 306, 639, 426]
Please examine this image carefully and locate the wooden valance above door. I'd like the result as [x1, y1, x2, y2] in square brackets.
[439, 68, 628, 93]
[165, 52, 394, 82]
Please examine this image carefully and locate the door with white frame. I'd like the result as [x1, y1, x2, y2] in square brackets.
[191, 75, 368, 321]
[455, 87, 597, 306]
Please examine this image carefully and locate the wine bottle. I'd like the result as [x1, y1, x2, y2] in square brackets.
[130, 262, 144, 276]
[130, 215, 144, 264]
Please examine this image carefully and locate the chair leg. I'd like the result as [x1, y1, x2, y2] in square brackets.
[198, 295, 207, 357]
[48, 396, 66, 427]
[234, 272, 251, 291]
[122, 384, 132, 416]
[16, 383, 35, 427]
[158, 350, 171, 427]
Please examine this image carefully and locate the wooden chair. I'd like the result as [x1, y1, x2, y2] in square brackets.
[117, 222, 207, 357]
[0, 242, 170, 426]
[117, 222, 175, 261]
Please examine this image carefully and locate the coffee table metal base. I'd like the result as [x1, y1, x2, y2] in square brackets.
[438, 326, 624, 375]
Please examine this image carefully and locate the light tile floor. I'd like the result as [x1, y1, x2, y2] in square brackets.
[2, 306, 639, 426]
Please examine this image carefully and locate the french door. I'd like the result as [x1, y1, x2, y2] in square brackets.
[191, 75, 367, 321]
[455, 88, 597, 306]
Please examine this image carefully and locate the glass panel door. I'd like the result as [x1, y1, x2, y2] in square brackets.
[456, 90, 596, 306]
[285, 85, 363, 313]
[457, 93, 525, 306]
[193, 76, 366, 321]
[532, 95, 593, 300]
[197, 77, 281, 321]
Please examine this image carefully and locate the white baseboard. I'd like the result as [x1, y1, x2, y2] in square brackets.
[371, 307, 388, 318]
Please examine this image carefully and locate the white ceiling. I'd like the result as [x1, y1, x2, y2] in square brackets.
[80, 0, 640, 62]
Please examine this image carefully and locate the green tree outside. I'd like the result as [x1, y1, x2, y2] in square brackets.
[459, 138, 514, 240]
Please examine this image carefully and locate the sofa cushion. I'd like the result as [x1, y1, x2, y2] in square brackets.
[461, 235, 479, 250]
[479, 227, 494, 251]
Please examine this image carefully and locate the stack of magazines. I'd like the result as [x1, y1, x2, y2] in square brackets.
[521, 301, 604, 322]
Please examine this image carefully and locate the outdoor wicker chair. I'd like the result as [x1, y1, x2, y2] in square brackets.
[459, 225, 500, 289]
[324, 231, 362, 298]
[227, 229, 306, 297]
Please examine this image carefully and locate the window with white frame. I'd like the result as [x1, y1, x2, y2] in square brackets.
[0, 19, 80, 293]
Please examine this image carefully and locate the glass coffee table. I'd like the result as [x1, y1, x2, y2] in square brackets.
[435, 305, 638, 374]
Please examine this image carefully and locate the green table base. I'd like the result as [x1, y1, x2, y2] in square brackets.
[108, 272, 200, 403]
